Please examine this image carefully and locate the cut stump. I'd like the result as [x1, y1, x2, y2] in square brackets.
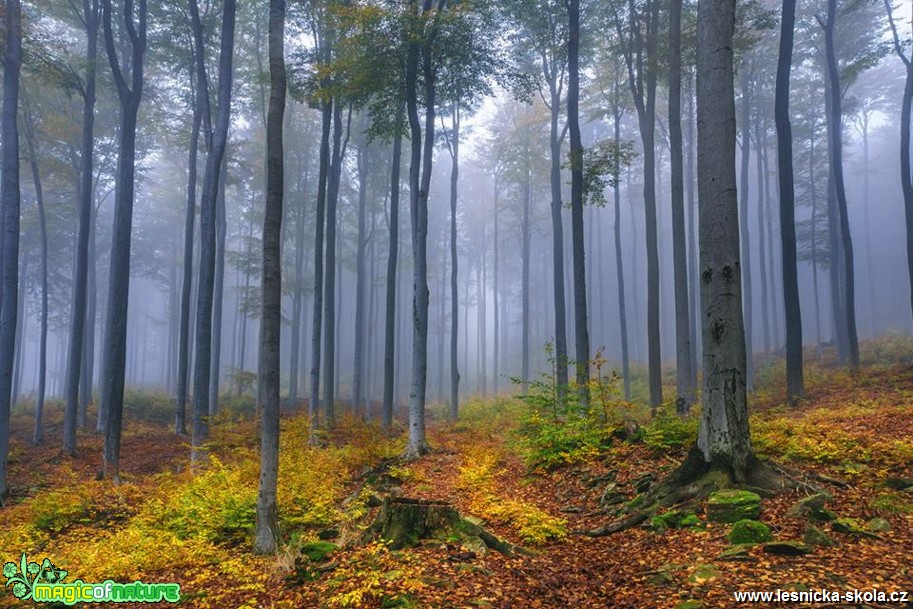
[362, 497, 523, 556]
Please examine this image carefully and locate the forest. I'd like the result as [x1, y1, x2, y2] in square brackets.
[0, 0, 912, 606]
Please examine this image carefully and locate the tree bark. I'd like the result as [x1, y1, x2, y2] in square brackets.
[775, 0, 804, 401]
[63, 0, 100, 455]
[738, 68, 754, 392]
[822, 0, 859, 370]
[568, 0, 589, 403]
[696, 0, 757, 480]
[449, 104, 460, 420]
[669, 0, 693, 413]
[0, 0, 20, 499]
[382, 112, 403, 430]
[100, 0, 146, 483]
[190, 0, 237, 463]
[353, 116, 369, 416]
[254, 0, 285, 555]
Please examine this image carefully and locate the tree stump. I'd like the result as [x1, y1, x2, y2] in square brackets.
[363, 497, 522, 556]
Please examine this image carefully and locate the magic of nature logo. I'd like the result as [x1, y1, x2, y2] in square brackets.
[3, 553, 180, 605]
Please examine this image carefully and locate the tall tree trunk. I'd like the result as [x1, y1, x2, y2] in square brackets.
[254, 0, 285, 555]
[22, 97, 49, 445]
[885, 0, 913, 328]
[382, 116, 403, 429]
[547, 79, 569, 398]
[100, 0, 146, 482]
[823, 0, 859, 370]
[191, 0, 237, 463]
[775, 0, 804, 401]
[175, 100, 201, 436]
[448, 104, 460, 420]
[11, 252, 27, 410]
[686, 70, 700, 383]
[492, 180, 499, 395]
[669, 0, 693, 413]
[81, 203, 97, 426]
[738, 68, 754, 391]
[63, 0, 99, 454]
[695, 0, 756, 480]
[568, 0, 589, 402]
[309, 100, 331, 432]
[755, 122, 771, 353]
[353, 117, 369, 416]
[521, 165, 531, 395]
[323, 103, 346, 425]
[210, 155, 228, 414]
[613, 98, 631, 401]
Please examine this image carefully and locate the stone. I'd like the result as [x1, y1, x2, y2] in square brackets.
[762, 541, 813, 556]
[706, 490, 762, 523]
[676, 601, 704, 609]
[716, 545, 754, 562]
[803, 525, 836, 547]
[688, 564, 720, 585]
[317, 528, 339, 540]
[727, 519, 772, 545]
[651, 510, 701, 532]
[866, 517, 891, 533]
[787, 492, 832, 518]
[885, 477, 913, 490]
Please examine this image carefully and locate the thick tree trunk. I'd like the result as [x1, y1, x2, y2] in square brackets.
[100, 0, 146, 482]
[696, 0, 757, 480]
[0, 0, 21, 499]
[775, 0, 804, 402]
[254, 0, 285, 555]
[669, 0, 693, 413]
[63, 0, 99, 454]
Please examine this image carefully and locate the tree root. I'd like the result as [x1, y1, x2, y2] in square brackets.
[576, 447, 822, 537]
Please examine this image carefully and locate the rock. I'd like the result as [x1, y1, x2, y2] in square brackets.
[803, 525, 836, 547]
[787, 492, 832, 518]
[633, 473, 656, 493]
[460, 535, 488, 557]
[600, 483, 626, 506]
[676, 601, 704, 609]
[688, 564, 720, 585]
[651, 510, 701, 532]
[389, 486, 405, 498]
[706, 490, 762, 523]
[366, 493, 384, 508]
[866, 517, 891, 533]
[762, 541, 813, 556]
[727, 519, 772, 545]
[808, 507, 837, 522]
[832, 517, 882, 538]
[716, 545, 755, 562]
[300, 541, 338, 563]
[647, 568, 676, 586]
[317, 528, 339, 540]
[885, 477, 913, 490]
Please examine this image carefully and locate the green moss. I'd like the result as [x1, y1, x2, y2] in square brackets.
[727, 519, 772, 545]
[301, 541, 338, 563]
[706, 490, 762, 523]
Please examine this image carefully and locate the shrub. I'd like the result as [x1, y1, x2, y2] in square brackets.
[643, 404, 699, 451]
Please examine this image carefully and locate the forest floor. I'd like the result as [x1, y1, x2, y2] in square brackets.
[2, 337, 913, 608]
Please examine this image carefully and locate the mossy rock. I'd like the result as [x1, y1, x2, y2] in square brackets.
[716, 544, 755, 562]
[706, 490, 762, 523]
[651, 510, 701, 532]
[803, 525, 836, 547]
[866, 517, 891, 533]
[808, 507, 837, 522]
[762, 541, 813, 555]
[676, 601, 704, 609]
[301, 541, 338, 563]
[832, 517, 878, 537]
[727, 519, 772, 545]
[787, 492, 832, 519]
[885, 477, 913, 490]
[688, 564, 720, 585]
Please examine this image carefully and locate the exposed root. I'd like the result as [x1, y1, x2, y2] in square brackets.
[577, 447, 821, 537]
